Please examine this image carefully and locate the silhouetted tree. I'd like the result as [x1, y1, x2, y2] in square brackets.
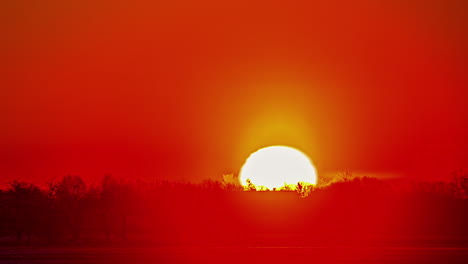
[451, 169, 468, 199]
[338, 170, 353, 182]
[55, 175, 87, 241]
[100, 174, 132, 241]
[5, 181, 45, 242]
[245, 179, 256, 191]
[296, 182, 313, 197]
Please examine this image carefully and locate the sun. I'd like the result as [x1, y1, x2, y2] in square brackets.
[239, 146, 317, 190]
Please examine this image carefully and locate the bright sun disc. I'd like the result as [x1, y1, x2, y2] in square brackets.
[239, 146, 317, 190]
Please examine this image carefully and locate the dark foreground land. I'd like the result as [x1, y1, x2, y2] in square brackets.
[0, 246, 468, 264]
[1, 175, 468, 263]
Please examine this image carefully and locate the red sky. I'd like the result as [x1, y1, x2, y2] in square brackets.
[1, 0, 467, 184]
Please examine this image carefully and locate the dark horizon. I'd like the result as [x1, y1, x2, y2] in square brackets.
[1, 172, 467, 245]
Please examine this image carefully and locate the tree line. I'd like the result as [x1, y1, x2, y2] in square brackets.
[0, 171, 466, 245]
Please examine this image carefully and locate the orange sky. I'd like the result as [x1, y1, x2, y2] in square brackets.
[2, 0, 467, 183]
